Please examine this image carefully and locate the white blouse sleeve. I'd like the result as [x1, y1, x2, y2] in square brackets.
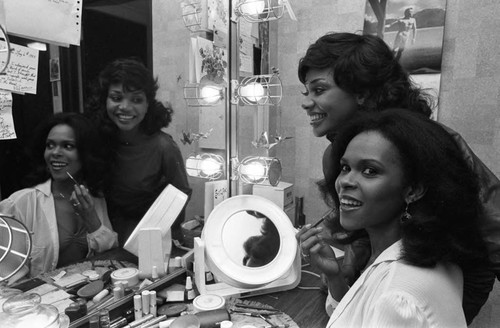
[86, 197, 118, 253]
[325, 291, 340, 316]
[370, 291, 430, 328]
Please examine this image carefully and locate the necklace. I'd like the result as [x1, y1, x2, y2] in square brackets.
[54, 192, 70, 200]
[54, 192, 81, 216]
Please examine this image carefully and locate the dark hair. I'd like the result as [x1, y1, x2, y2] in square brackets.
[323, 109, 488, 269]
[25, 113, 108, 196]
[298, 32, 433, 117]
[242, 218, 280, 267]
[85, 58, 173, 136]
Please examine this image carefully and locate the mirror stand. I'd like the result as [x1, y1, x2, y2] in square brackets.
[193, 237, 301, 298]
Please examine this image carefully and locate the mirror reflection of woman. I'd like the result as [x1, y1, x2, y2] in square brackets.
[0, 113, 118, 281]
[297, 110, 490, 327]
[86, 58, 192, 245]
[242, 215, 280, 267]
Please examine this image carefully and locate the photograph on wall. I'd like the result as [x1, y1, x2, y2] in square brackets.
[189, 36, 228, 85]
[363, 0, 447, 74]
[49, 58, 60, 82]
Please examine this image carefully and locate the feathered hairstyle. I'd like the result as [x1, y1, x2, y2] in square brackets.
[321, 109, 489, 269]
[298, 32, 433, 117]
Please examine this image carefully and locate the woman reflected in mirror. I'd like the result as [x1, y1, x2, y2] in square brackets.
[298, 32, 498, 323]
[0, 113, 118, 282]
[297, 109, 490, 327]
[85, 58, 192, 245]
[242, 214, 280, 267]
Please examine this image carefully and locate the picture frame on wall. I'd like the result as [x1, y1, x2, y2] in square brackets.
[49, 58, 60, 82]
[363, 0, 447, 75]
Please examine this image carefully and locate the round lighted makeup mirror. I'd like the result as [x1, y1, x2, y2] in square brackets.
[201, 195, 298, 290]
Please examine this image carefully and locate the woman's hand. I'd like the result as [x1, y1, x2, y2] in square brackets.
[296, 225, 341, 277]
[70, 184, 101, 233]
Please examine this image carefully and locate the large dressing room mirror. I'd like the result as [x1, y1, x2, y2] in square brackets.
[154, 1, 284, 222]
[154, 1, 298, 297]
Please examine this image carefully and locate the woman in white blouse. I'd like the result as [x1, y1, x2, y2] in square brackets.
[0, 113, 117, 281]
[297, 109, 490, 327]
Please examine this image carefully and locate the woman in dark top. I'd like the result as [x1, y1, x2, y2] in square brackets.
[86, 58, 192, 245]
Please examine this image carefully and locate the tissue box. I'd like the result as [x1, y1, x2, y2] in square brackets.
[252, 182, 294, 209]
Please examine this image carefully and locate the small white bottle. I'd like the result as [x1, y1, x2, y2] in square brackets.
[184, 276, 196, 301]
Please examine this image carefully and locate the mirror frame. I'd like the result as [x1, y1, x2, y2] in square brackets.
[202, 195, 297, 288]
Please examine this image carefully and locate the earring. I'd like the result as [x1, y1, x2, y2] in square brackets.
[401, 203, 412, 223]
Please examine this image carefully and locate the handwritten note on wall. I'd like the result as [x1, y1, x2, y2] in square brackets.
[3, 0, 83, 46]
[0, 90, 16, 140]
[0, 42, 39, 94]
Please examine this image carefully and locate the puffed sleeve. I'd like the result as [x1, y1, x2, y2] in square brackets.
[86, 197, 118, 253]
[370, 292, 430, 328]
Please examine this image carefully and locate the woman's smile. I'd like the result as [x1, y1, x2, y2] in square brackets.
[309, 112, 327, 125]
[339, 195, 363, 212]
[106, 83, 148, 132]
[44, 124, 82, 182]
[301, 68, 358, 137]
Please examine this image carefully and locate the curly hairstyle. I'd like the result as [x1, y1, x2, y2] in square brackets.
[85, 58, 174, 138]
[25, 113, 108, 197]
[298, 32, 433, 117]
[322, 109, 489, 269]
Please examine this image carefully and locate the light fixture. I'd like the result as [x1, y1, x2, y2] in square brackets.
[186, 153, 225, 180]
[233, 156, 282, 186]
[26, 42, 47, 51]
[231, 72, 282, 106]
[234, 0, 285, 23]
[0, 24, 12, 75]
[184, 83, 225, 106]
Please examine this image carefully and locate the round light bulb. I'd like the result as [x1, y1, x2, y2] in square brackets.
[239, 82, 265, 103]
[240, 161, 266, 182]
[200, 157, 222, 177]
[240, 0, 266, 16]
[200, 85, 222, 104]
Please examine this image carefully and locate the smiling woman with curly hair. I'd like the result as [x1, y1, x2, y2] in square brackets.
[86, 58, 192, 245]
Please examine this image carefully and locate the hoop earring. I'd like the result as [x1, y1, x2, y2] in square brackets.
[401, 203, 412, 223]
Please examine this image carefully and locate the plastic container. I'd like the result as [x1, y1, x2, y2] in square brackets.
[192, 294, 225, 313]
[0, 293, 70, 328]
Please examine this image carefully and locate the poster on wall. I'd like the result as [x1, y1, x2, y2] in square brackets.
[363, 0, 447, 75]
[2, 0, 82, 47]
[0, 90, 15, 140]
[189, 36, 228, 85]
[0, 42, 39, 94]
[363, 0, 446, 120]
